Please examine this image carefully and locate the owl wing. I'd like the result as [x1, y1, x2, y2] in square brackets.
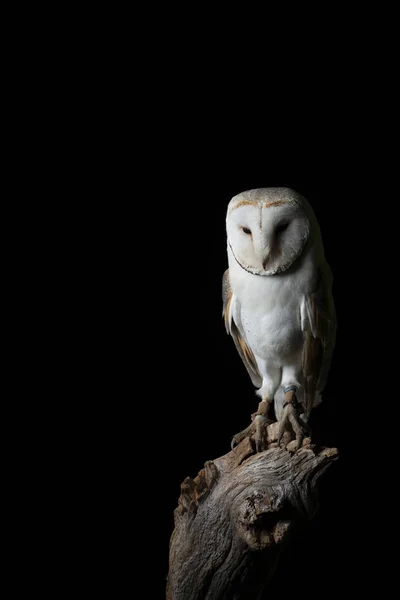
[222, 269, 262, 388]
[301, 262, 337, 416]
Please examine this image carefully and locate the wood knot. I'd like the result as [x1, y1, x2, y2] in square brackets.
[236, 492, 292, 550]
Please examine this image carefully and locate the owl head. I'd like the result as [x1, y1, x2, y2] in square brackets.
[226, 188, 319, 276]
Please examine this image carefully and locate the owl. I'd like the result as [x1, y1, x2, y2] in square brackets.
[223, 188, 336, 451]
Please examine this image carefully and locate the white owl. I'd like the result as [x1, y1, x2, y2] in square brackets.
[223, 188, 336, 451]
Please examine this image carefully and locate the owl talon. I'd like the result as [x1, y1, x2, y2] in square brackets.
[253, 414, 268, 453]
[277, 390, 310, 450]
[254, 435, 267, 453]
[231, 402, 272, 452]
[231, 423, 255, 450]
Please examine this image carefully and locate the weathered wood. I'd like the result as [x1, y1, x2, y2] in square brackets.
[167, 431, 338, 600]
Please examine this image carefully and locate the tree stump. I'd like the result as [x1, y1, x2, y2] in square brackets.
[167, 424, 338, 600]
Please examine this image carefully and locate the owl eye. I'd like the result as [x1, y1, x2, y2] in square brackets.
[276, 222, 289, 234]
[242, 227, 252, 235]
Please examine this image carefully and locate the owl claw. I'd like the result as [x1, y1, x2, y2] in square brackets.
[255, 437, 266, 453]
[231, 415, 271, 453]
[231, 423, 255, 450]
[277, 392, 310, 450]
[253, 415, 268, 453]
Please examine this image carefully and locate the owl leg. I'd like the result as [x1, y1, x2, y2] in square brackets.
[253, 398, 273, 452]
[231, 362, 279, 451]
[277, 386, 310, 450]
[230, 398, 273, 451]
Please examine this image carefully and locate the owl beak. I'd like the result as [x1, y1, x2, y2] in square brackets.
[262, 255, 270, 270]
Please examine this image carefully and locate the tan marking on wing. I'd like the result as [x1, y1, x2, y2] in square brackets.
[223, 289, 232, 333]
[230, 320, 262, 386]
[222, 269, 232, 332]
[263, 200, 287, 209]
[222, 269, 262, 387]
[302, 304, 324, 417]
[234, 326, 260, 373]
[301, 267, 336, 416]
[302, 330, 323, 377]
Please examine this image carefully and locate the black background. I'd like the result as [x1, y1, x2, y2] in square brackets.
[19, 17, 399, 598]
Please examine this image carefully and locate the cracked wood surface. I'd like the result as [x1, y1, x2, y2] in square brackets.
[167, 432, 338, 600]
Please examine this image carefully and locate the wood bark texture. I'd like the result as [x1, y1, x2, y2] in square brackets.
[167, 424, 338, 600]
